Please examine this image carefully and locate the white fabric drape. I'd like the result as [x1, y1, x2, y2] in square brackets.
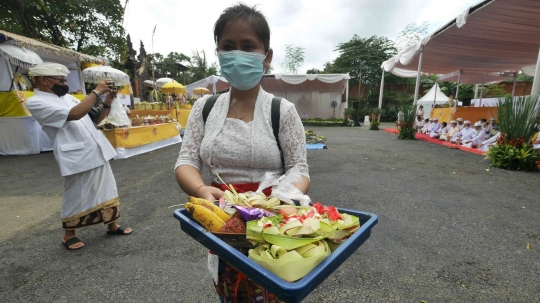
[185, 75, 229, 95]
[381, 0, 540, 79]
[0, 116, 53, 155]
[274, 74, 350, 85]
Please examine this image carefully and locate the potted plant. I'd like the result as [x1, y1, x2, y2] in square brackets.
[343, 108, 355, 126]
[370, 108, 381, 130]
[397, 105, 417, 140]
[486, 95, 540, 171]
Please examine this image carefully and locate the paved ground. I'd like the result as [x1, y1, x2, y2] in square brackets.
[1, 123, 539, 303]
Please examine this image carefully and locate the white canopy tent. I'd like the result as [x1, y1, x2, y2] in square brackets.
[378, 0, 540, 108]
[0, 30, 104, 93]
[261, 74, 350, 119]
[0, 30, 103, 155]
[185, 75, 229, 96]
[417, 83, 450, 119]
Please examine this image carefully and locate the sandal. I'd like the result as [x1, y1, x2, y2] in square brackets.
[62, 237, 84, 250]
[106, 225, 132, 235]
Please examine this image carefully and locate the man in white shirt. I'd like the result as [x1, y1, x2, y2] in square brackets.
[478, 132, 500, 151]
[26, 62, 132, 251]
[415, 116, 425, 132]
[450, 120, 473, 144]
[484, 118, 495, 138]
[463, 122, 486, 148]
[440, 120, 459, 141]
[429, 118, 441, 138]
[456, 117, 465, 130]
[421, 118, 432, 134]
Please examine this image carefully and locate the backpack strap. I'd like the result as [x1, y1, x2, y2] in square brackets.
[202, 95, 220, 124]
[271, 97, 284, 167]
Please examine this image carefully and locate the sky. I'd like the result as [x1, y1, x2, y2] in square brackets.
[123, 0, 480, 76]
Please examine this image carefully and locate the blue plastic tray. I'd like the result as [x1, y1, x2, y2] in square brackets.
[173, 208, 378, 303]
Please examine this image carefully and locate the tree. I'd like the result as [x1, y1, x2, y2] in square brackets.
[0, 0, 127, 60]
[187, 50, 218, 83]
[324, 35, 397, 105]
[306, 68, 321, 74]
[282, 44, 305, 74]
[395, 22, 429, 52]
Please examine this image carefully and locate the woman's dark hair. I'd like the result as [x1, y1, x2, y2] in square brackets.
[442, 122, 447, 127]
[214, 3, 271, 53]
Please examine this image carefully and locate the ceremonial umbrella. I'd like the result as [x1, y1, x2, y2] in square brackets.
[0, 43, 43, 90]
[193, 87, 210, 95]
[161, 81, 186, 95]
[82, 65, 130, 86]
[155, 77, 174, 88]
[0, 43, 43, 69]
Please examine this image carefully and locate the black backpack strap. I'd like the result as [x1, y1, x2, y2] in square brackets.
[271, 97, 284, 167]
[202, 95, 220, 124]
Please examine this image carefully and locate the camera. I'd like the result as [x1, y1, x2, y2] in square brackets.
[110, 81, 116, 90]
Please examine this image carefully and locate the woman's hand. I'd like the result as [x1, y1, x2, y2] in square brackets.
[198, 186, 224, 202]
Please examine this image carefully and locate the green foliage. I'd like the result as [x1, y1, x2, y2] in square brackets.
[0, 0, 127, 60]
[324, 35, 396, 88]
[486, 95, 540, 171]
[380, 108, 397, 122]
[152, 52, 191, 83]
[397, 105, 417, 140]
[282, 45, 305, 74]
[148, 89, 164, 103]
[369, 119, 380, 130]
[302, 118, 348, 127]
[188, 50, 218, 83]
[496, 95, 540, 143]
[487, 143, 538, 171]
[369, 107, 381, 130]
[306, 68, 321, 74]
[516, 73, 533, 82]
[483, 84, 508, 98]
[305, 130, 326, 144]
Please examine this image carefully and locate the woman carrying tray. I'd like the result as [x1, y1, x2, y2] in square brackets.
[175, 3, 309, 302]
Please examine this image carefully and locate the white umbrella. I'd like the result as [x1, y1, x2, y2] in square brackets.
[82, 65, 130, 86]
[155, 77, 174, 88]
[143, 79, 155, 87]
[0, 44, 43, 69]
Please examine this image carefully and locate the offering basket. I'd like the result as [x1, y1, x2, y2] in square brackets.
[173, 208, 378, 303]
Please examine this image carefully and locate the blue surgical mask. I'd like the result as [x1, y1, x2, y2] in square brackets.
[218, 50, 266, 91]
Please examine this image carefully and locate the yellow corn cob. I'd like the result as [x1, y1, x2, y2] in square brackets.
[188, 196, 232, 221]
[184, 202, 225, 232]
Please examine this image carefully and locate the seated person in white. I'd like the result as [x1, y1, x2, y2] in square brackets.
[478, 132, 500, 151]
[484, 118, 495, 138]
[421, 118, 432, 134]
[450, 120, 473, 144]
[439, 120, 460, 141]
[435, 122, 448, 138]
[463, 122, 486, 148]
[415, 116, 425, 132]
[456, 117, 465, 130]
[429, 118, 442, 138]
[531, 131, 540, 149]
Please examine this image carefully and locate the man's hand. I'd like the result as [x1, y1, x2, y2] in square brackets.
[104, 89, 118, 107]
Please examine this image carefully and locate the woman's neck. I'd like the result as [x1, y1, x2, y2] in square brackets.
[230, 85, 260, 105]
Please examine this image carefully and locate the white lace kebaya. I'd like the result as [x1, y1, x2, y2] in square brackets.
[175, 88, 309, 184]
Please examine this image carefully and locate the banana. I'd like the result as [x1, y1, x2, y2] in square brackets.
[188, 196, 232, 221]
[184, 202, 225, 232]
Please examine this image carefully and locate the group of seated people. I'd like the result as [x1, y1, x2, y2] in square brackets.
[414, 116, 535, 151]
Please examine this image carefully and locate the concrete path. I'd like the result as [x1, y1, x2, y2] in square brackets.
[1, 124, 539, 302]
